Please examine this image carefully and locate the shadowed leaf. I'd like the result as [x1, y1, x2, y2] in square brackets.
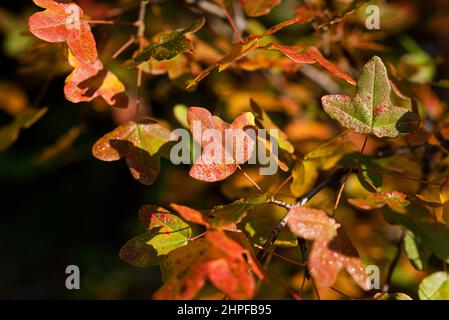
[92, 120, 171, 185]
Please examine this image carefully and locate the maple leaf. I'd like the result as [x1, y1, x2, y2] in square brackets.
[270, 43, 356, 85]
[241, 0, 281, 17]
[29, 0, 98, 65]
[92, 120, 171, 185]
[321, 56, 420, 138]
[154, 231, 263, 300]
[287, 206, 370, 290]
[124, 17, 206, 68]
[187, 107, 256, 182]
[64, 50, 129, 108]
[120, 206, 191, 267]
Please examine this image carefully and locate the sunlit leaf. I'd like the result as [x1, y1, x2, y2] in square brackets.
[287, 206, 370, 290]
[418, 272, 449, 300]
[187, 107, 256, 182]
[65, 50, 128, 108]
[92, 120, 171, 185]
[120, 206, 191, 267]
[155, 231, 263, 299]
[270, 43, 356, 85]
[28, 0, 98, 64]
[321, 56, 420, 138]
[124, 17, 205, 68]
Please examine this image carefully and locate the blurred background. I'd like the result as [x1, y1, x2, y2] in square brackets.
[1, 0, 449, 299]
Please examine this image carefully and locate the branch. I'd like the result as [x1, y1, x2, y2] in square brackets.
[257, 168, 351, 262]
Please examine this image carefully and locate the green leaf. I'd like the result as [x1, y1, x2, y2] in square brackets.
[0, 107, 47, 151]
[123, 17, 205, 68]
[321, 56, 420, 138]
[339, 153, 383, 192]
[419, 272, 449, 300]
[242, 204, 298, 248]
[404, 230, 432, 271]
[383, 207, 449, 265]
[120, 207, 191, 267]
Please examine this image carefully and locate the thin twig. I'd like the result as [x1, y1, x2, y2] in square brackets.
[383, 231, 405, 292]
[253, 244, 306, 267]
[112, 36, 136, 59]
[135, 1, 148, 120]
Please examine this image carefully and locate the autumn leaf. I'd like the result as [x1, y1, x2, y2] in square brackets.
[270, 43, 356, 85]
[187, 107, 256, 182]
[92, 120, 171, 185]
[250, 98, 294, 154]
[418, 272, 449, 300]
[29, 0, 98, 65]
[120, 206, 191, 267]
[348, 191, 410, 213]
[65, 50, 128, 108]
[170, 195, 267, 230]
[321, 56, 420, 138]
[123, 17, 206, 68]
[155, 230, 263, 300]
[290, 134, 356, 197]
[0, 107, 47, 151]
[287, 206, 370, 290]
[186, 38, 259, 90]
[241, 0, 281, 17]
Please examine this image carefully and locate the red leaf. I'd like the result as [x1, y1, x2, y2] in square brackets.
[187, 107, 255, 182]
[288, 206, 370, 290]
[64, 50, 129, 108]
[29, 0, 98, 65]
[154, 231, 262, 300]
[270, 43, 356, 85]
[170, 203, 210, 228]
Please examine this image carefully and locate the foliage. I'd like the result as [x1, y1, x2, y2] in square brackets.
[2, 0, 449, 300]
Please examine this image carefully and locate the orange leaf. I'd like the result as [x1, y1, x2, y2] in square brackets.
[288, 206, 370, 290]
[270, 43, 356, 85]
[65, 50, 128, 108]
[155, 231, 262, 300]
[29, 0, 98, 65]
[187, 107, 256, 182]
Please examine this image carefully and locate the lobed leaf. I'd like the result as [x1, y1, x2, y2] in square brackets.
[155, 231, 263, 300]
[120, 208, 191, 267]
[124, 17, 205, 68]
[287, 206, 370, 290]
[187, 107, 256, 182]
[29, 0, 98, 65]
[92, 120, 171, 185]
[321, 56, 420, 138]
[65, 50, 128, 108]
